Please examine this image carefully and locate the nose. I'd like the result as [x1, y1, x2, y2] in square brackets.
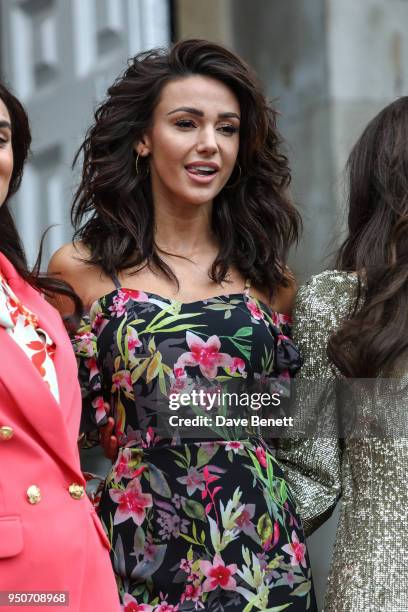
[196, 125, 218, 155]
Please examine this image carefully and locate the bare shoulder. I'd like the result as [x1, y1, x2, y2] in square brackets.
[48, 241, 102, 308]
[48, 242, 90, 286]
[48, 241, 90, 277]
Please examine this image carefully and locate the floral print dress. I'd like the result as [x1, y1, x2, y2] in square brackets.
[73, 280, 317, 612]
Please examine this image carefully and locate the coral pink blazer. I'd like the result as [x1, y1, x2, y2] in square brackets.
[0, 252, 119, 611]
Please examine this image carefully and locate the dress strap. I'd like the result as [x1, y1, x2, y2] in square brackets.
[111, 272, 121, 290]
[244, 278, 251, 297]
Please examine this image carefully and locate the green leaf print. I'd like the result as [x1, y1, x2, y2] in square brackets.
[234, 326, 253, 338]
[291, 580, 312, 597]
[147, 312, 202, 332]
[257, 513, 273, 541]
[279, 478, 288, 504]
[196, 444, 219, 468]
[154, 323, 206, 333]
[133, 526, 145, 556]
[181, 498, 206, 522]
[131, 358, 149, 384]
[230, 338, 251, 360]
[145, 463, 171, 498]
[204, 303, 235, 311]
[143, 302, 178, 329]
[262, 606, 292, 612]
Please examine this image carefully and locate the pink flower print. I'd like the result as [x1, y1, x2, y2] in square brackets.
[143, 538, 158, 562]
[282, 530, 307, 568]
[180, 558, 193, 573]
[92, 310, 109, 335]
[172, 493, 182, 510]
[263, 520, 280, 551]
[177, 467, 206, 496]
[85, 356, 99, 380]
[285, 501, 300, 529]
[109, 296, 128, 318]
[127, 327, 142, 358]
[235, 503, 256, 535]
[223, 441, 243, 453]
[187, 571, 200, 583]
[121, 288, 149, 303]
[169, 369, 189, 396]
[74, 331, 95, 357]
[272, 311, 292, 327]
[109, 477, 152, 526]
[155, 602, 179, 612]
[122, 593, 153, 611]
[109, 289, 149, 317]
[92, 396, 108, 424]
[157, 511, 189, 540]
[255, 446, 267, 468]
[143, 426, 161, 448]
[283, 570, 296, 588]
[200, 554, 237, 592]
[181, 583, 203, 604]
[112, 370, 133, 393]
[112, 448, 146, 483]
[175, 332, 233, 380]
[228, 357, 247, 377]
[278, 369, 290, 381]
[246, 297, 264, 321]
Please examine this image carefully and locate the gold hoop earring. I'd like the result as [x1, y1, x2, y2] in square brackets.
[225, 163, 242, 189]
[135, 153, 150, 177]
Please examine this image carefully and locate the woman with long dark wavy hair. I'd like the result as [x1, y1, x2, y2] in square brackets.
[0, 83, 120, 609]
[50, 39, 317, 611]
[277, 96, 408, 611]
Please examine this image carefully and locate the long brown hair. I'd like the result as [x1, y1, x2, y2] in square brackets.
[0, 82, 81, 323]
[72, 39, 300, 298]
[328, 96, 408, 377]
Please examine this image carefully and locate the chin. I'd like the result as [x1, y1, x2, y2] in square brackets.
[182, 184, 225, 206]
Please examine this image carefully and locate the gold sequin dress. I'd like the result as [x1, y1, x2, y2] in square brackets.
[276, 270, 408, 612]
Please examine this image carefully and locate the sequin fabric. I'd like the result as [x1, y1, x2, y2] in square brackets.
[276, 270, 408, 612]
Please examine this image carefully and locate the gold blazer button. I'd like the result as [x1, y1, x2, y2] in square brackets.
[0, 426, 14, 440]
[68, 483, 85, 500]
[26, 485, 41, 504]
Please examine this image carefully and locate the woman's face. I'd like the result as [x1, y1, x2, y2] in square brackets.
[138, 75, 240, 209]
[0, 98, 13, 208]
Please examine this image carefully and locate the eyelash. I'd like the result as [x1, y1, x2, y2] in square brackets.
[0, 136, 9, 146]
[174, 119, 239, 135]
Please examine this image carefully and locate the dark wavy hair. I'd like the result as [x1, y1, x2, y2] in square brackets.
[0, 82, 81, 323]
[328, 96, 408, 377]
[72, 38, 300, 297]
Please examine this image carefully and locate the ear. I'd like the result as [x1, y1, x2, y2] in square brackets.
[133, 136, 151, 157]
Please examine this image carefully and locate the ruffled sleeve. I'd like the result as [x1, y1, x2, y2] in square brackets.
[270, 311, 303, 378]
[71, 314, 109, 433]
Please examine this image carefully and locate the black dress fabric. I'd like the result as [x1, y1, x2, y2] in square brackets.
[73, 283, 317, 611]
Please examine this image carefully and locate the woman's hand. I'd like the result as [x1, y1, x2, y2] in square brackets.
[99, 417, 119, 461]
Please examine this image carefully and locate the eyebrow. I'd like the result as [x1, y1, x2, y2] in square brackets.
[0, 120, 11, 131]
[167, 106, 240, 120]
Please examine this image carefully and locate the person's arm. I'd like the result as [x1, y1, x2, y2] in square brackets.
[48, 243, 116, 457]
[275, 277, 343, 536]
